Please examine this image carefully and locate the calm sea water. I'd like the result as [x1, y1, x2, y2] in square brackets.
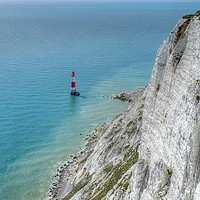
[0, 2, 199, 199]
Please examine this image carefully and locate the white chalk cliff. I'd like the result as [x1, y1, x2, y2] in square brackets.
[56, 12, 200, 200]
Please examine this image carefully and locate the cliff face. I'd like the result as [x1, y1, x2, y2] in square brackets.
[56, 13, 200, 200]
[139, 13, 200, 200]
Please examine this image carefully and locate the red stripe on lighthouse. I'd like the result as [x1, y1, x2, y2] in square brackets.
[71, 82, 75, 88]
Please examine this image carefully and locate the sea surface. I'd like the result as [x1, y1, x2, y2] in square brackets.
[0, 1, 199, 199]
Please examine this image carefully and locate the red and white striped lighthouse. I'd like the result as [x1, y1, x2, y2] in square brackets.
[70, 71, 80, 96]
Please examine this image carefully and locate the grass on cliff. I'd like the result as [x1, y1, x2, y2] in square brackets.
[63, 173, 92, 200]
[62, 145, 139, 200]
[182, 14, 194, 19]
[182, 11, 200, 20]
[115, 171, 132, 192]
[90, 145, 139, 200]
[177, 11, 200, 45]
[174, 20, 190, 45]
[195, 10, 200, 16]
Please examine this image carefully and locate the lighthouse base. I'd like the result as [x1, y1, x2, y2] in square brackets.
[70, 91, 80, 96]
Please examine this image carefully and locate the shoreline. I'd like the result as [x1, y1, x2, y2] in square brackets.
[48, 88, 145, 199]
[47, 13, 200, 199]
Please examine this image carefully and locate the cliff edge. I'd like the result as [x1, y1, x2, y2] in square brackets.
[52, 12, 200, 200]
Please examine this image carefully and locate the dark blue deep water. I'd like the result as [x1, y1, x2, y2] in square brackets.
[0, 2, 199, 199]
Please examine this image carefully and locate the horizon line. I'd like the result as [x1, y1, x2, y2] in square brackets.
[0, 0, 200, 3]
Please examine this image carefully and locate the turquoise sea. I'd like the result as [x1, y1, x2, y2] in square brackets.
[0, 2, 199, 199]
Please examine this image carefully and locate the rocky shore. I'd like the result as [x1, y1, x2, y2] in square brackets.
[49, 11, 200, 200]
[48, 90, 143, 199]
[112, 88, 145, 103]
[49, 122, 107, 199]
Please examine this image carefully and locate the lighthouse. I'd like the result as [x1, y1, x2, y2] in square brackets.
[70, 71, 80, 96]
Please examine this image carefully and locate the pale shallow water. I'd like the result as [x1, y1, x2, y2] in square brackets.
[0, 2, 199, 199]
